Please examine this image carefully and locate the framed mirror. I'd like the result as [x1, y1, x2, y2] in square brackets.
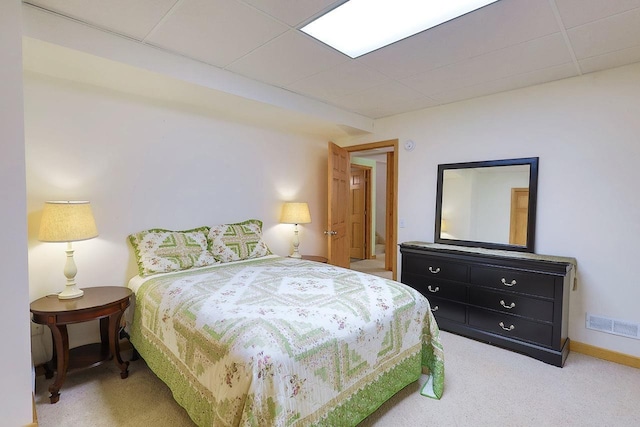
[435, 157, 538, 252]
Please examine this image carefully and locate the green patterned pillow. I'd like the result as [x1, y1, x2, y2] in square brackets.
[128, 227, 217, 276]
[208, 219, 271, 263]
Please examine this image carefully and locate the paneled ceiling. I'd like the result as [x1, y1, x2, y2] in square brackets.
[23, 0, 640, 119]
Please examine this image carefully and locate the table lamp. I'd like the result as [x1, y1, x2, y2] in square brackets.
[280, 202, 311, 258]
[38, 201, 98, 299]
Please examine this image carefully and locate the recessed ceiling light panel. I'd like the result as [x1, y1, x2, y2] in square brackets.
[301, 0, 499, 58]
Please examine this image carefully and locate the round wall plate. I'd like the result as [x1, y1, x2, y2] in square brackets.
[404, 140, 416, 151]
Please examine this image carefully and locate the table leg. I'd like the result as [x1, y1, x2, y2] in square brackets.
[43, 360, 54, 379]
[46, 323, 69, 404]
[108, 311, 129, 379]
[118, 328, 140, 361]
[100, 316, 109, 352]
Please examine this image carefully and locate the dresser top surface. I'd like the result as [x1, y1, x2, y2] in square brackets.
[401, 242, 577, 267]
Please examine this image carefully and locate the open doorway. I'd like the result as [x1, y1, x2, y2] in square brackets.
[345, 140, 397, 280]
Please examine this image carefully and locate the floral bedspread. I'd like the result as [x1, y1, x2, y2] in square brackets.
[129, 256, 444, 426]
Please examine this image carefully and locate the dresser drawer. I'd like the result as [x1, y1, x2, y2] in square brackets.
[468, 308, 553, 347]
[470, 266, 555, 299]
[427, 296, 466, 324]
[469, 288, 554, 322]
[402, 272, 467, 301]
[403, 254, 468, 282]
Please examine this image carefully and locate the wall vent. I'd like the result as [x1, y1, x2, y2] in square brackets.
[586, 313, 640, 340]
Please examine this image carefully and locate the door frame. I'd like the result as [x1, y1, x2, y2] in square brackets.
[509, 187, 529, 246]
[344, 139, 398, 280]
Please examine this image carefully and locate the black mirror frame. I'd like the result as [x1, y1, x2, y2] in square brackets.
[435, 157, 539, 253]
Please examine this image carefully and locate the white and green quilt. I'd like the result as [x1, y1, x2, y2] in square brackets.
[129, 256, 444, 426]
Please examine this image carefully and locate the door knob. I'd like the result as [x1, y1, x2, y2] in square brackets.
[324, 230, 337, 236]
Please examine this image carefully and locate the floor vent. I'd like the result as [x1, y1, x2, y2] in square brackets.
[586, 313, 640, 340]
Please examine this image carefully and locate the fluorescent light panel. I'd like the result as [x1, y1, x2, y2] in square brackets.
[301, 0, 499, 58]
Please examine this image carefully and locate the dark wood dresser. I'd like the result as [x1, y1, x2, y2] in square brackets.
[400, 242, 576, 367]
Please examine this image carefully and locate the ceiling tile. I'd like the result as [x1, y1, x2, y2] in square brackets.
[579, 44, 640, 73]
[334, 81, 427, 112]
[240, 0, 340, 26]
[287, 61, 389, 102]
[554, 0, 640, 28]
[350, 96, 442, 120]
[25, 0, 178, 40]
[568, 8, 640, 60]
[402, 33, 572, 96]
[146, 0, 288, 68]
[359, 0, 560, 80]
[432, 63, 578, 104]
[226, 30, 347, 87]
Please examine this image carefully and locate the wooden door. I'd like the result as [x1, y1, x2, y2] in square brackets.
[327, 142, 350, 268]
[509, 188, 529, 246]
[349, 165, 367, 260]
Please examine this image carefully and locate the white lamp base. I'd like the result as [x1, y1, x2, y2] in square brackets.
[58, 242, 84, 300]
[290, 224, 302, 258]
[58, 285, 84, 300]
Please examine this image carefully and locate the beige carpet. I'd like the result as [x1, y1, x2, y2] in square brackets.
[351, 244, 393, 280]
[35, 331, 640, 426]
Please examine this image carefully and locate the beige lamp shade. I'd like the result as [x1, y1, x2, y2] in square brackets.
[39, 201, 99, 242]
[280, 202, 311, 225]
[38, 201, 98, 300]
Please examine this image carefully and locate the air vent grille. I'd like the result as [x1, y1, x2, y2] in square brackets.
[586, 313, 640, 340]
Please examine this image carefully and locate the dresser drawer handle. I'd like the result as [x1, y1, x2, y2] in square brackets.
[428, 267, 441, 274]
[499, 322, 515, 331]
[431, 306, 439, 312]
[501, 278, 517, 287]
[427, 285, 440, 293]
[500, 300, 515, 309]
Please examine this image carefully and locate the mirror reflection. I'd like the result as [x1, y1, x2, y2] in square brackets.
[441, 165, 530, 245]
[435, 157, 538, 252]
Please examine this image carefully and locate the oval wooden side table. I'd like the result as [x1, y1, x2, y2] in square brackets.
[30, 286, 132, 403]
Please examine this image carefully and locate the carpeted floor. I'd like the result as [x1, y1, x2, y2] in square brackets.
[35, 331, 640, 426]
[350, 244, 393, 280]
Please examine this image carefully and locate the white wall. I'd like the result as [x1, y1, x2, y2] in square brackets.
[441, 171, 473, 240]
[343, 63, 640, 357]
[0, 0, 34, 424]
[24, 71, 328, 348]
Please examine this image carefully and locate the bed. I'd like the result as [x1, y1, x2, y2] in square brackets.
[127, 222, 443, 426]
